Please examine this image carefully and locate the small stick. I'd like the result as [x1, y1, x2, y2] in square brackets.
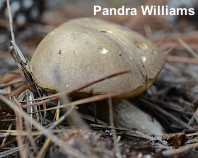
[90, 124, 157, 142]
[23, 90, 130, 110]
[5, 82, 34, 98]
[178, 38, 198, 58]
[6, 0, 15, 43]
[13, 96, 26, 158]
[166, 55, 198, 65]
[36, 139, 51, 158]
[68, 69, 131, 95]
[0, 131, 42, 136]
[0, 139, 16, 150]
[0, 78, 23, 88]
[108, 98, 121, 158]
[1, 123, 13, 146]
[6, 0, 39, 97]
[20, 69, 131, 103]
[188, 108, 198, 126]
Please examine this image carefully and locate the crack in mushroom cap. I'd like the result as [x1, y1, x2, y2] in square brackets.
[30, 18, 165, 99]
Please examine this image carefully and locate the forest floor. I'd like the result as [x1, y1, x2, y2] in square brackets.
[1, 0, 198, 158]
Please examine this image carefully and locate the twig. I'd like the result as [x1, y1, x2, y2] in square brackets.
[0, 78, 23, 88]
[166, 55, 198, 65]
[0, 131, 42, 136]
[178, 38, 198, 58]
[90, 124, 157, 142]
[24, 90, 130, 111]
[78, 112, 107, 126]
[5, 82, 34, 97]
[68, 69, 131, 95]
[20, 69, 131, 103]
[6, 0, 28, 68]
[163, 46, 175, 56]
[49, 106, 76, 130]
[1, 123, 12, 146]
[144, 25, 153, 40]
[6, 0, 39, 98]
[108, 98, 121, 158]
[0, 146, 25, 158]
[188, 109, 198, 126]
[0, 69, 20, 84]
[13, 96, 26, 158]
[6, 0, 15, 43]
[36, 139, 51, 158]
[0, 139, 16, 150]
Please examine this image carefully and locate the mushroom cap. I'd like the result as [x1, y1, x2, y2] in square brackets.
[30, 18, 165, 99]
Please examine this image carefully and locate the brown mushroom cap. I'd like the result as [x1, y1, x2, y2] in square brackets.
[30, 18, 165, 99]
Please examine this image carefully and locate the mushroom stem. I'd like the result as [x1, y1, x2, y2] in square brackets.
[95, 99, 165, 135]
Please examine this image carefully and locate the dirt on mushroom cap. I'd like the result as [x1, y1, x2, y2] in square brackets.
[30, 18, 165, 99]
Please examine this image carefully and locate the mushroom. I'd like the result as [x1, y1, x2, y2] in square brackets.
[30, 18, 165, 134]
